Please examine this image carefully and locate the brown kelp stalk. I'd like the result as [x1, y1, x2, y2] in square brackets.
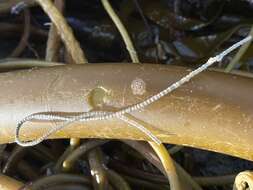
[1, 63, 253, 160]
[13, 35, 252, 148]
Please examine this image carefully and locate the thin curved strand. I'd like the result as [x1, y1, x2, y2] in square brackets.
[101, 0, 139, 63]
[123, 175, 168, 190]
[10, 8, 31, 57]
[25, 174, 91, 189]
[195, 174, 235, 186]
[106, 169, 131, 190]
[0, 0, 35, 14]
[149, 142, 181, 190]
[0, 59, 63, 70]
[109, 159, 202, 189]
[225, 27, 253, 72]
[119, 115, 161, 144]
[2, 152, 38, 180]
[88, 148, 109, 190]
[123, 141, 203, 190]
[2, 146, 27, 174]
[173, 161, 202, 190]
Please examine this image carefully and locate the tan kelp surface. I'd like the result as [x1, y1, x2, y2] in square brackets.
[0, 64, 252, 161]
